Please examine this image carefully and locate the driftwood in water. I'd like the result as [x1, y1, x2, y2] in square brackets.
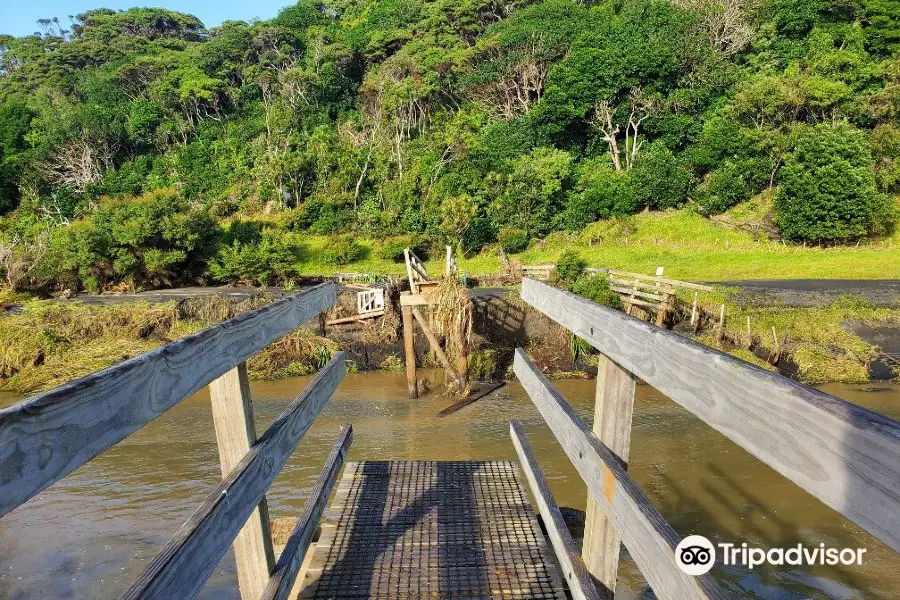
[437, 381, 505, 418]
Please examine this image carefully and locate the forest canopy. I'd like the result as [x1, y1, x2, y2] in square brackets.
[0, 0, 898, 291]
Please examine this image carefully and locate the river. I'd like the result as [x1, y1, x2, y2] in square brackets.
[1, 373, 899, 599]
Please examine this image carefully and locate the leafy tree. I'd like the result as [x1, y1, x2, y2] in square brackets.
[631, 144, 693, 209]
[45, 189, 217, 291]
[487, 146, 573, 236]
[497, 227, 529, 253]
[776, 122, 890, 242]
[561, 159, 636, 229]
[0, 0, 897, 292]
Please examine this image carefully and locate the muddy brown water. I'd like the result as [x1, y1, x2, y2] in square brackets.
[1, 373, 899, 600]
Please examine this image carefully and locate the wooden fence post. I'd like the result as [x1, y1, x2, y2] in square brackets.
[716, 304, 726, 344]
[690, 292, 698, 326]
[209, 363, 275, 600]
[402, 305, 418, 398]
[582, 354, 636, 598]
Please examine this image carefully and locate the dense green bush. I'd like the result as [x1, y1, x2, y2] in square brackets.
[776, 123, 892, 242]
[376, 234, 432, 262]
[209, 230, 304, 285]
[697, 163, 753, 215]
[555, 250, 587, 284]
[570, 276, 621, 309]
[631, 145, 693, 210]
[488, 147, 573, 236]
[497, 228, 530, 253]
[42, 189, 217, 292]
[561, 161, 637, 229]
[321, 235, 367, 265]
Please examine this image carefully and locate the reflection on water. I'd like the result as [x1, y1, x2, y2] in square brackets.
[1, 374, 898, 599]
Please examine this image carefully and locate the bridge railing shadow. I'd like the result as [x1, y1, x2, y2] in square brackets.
[301, 462, 491, 598]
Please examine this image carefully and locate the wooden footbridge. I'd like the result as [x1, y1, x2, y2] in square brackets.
[2, 280, 900, 599]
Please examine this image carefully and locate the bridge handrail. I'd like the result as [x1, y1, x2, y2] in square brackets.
[262, 424, 353, 600]
[520, 278, 900, 554]
[510, 421, 605, 600]
[121, 356, 347, 600]
[514, 352, 728, 600]
[0, 283, 336, 519]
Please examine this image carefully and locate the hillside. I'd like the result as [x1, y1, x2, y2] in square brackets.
[1, 0, 899, 291]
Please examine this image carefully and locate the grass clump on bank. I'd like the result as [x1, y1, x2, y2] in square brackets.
[692, 293, 898, 383]
[0, 296, 336, 394]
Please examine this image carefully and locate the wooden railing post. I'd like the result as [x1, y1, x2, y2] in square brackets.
[582, 354, 636, 598]
[209, 363, 275, 600]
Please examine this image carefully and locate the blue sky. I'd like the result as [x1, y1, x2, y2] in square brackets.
[2, 1, 294, 37]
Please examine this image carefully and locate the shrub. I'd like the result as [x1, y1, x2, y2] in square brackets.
[631, 144, 693, 210]
[497, 228, 529, 253]
[43, 189, 217, 291]
[570, 276, 620, 309]
[776, 123, 891, 243]
[555, 250, 586, 284]
[488, 147, 573, 236]
[696, 163, 752, 215]
[376, 234, 431, 262]
[561, 160, 636, 229]
[468, 349, 502, 380]
[871, 124, 900, 194]
[321, 234, 367, 265]
[208, 230, 304, 285]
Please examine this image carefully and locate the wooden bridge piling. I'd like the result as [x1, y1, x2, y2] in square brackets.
[401, 304, 418, 398]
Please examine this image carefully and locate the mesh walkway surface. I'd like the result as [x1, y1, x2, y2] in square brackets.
[299, 461, 567, 599]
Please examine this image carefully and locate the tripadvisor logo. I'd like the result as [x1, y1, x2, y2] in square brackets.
[676, 535, 716, 575]
[675, 535, 867, 576]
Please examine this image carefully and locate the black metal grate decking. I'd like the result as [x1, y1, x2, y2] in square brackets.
[299, 461, 567, 599]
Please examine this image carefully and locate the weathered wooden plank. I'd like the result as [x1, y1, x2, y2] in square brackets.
[209, 363, 275, 600]
[411, 306, 464, 388]
[607, 270, 713, 291]
[521, 278, 900, 553]
[615, 296, 662, 311]
[325, 311, 384, 326]
[437, 381, 506, 418]
[609, 277, 674, 293]
[120, 354, 346, 600]
[609, 285, 666, 302]
[399, 293, 430, 306]
[0, 283, 336, 519]
[510, 421, 601, 600]
[514, 351, 727, 600]
[262, 424, 353, 600]
[583, 355, 636, 598]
